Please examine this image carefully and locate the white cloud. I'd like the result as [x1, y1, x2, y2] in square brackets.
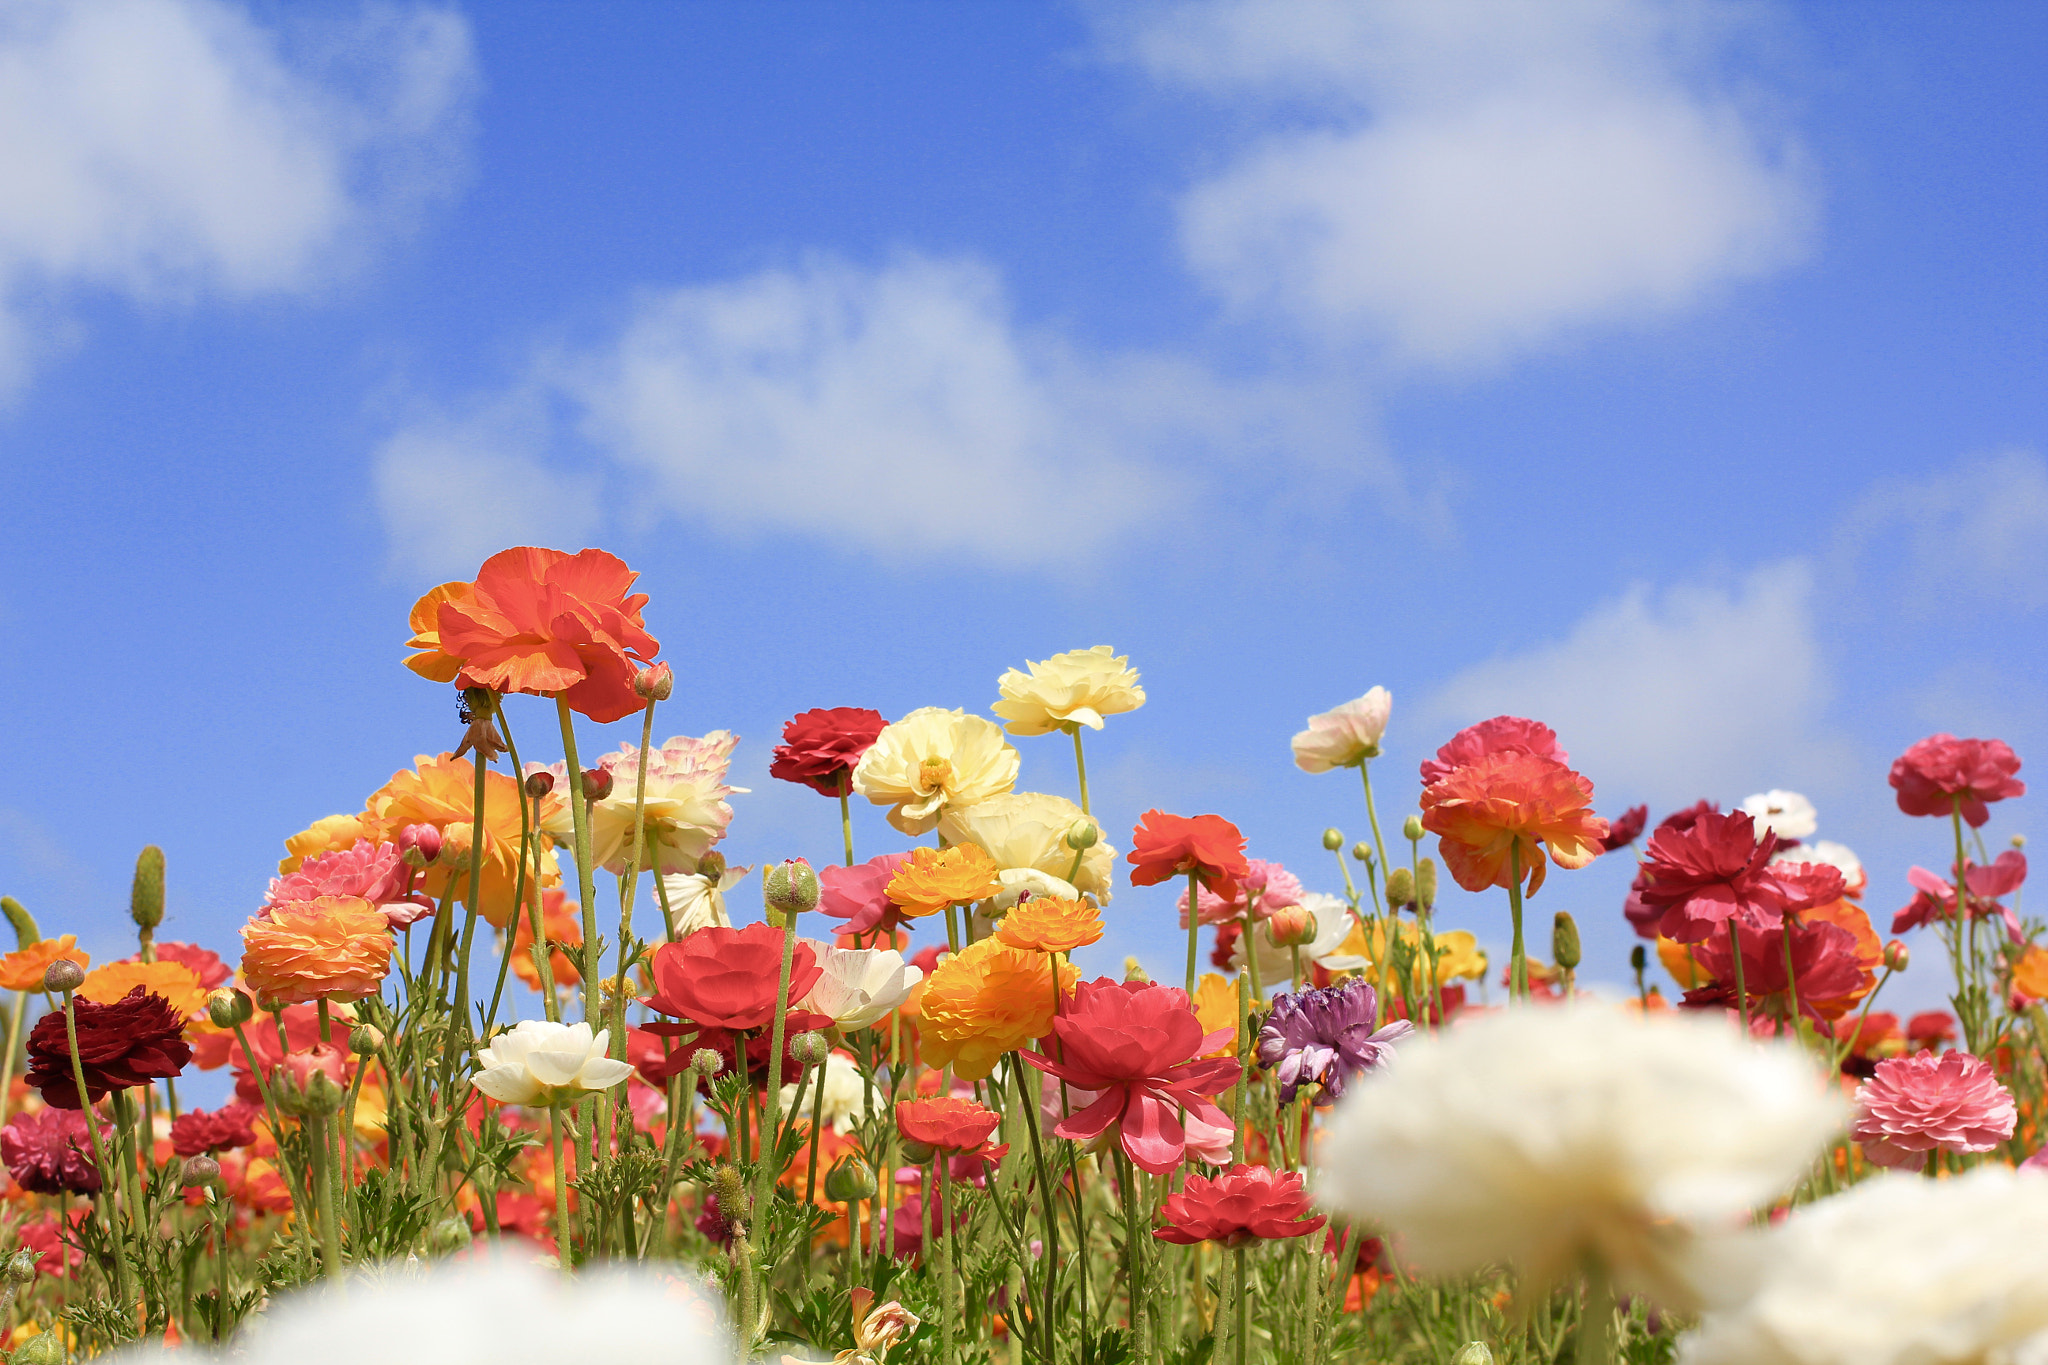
[1424, 560, 1850, 805]
[1107, 0, 1813, 367]
[1833, 449, 2048, 616]
[0, 0, 474, 395]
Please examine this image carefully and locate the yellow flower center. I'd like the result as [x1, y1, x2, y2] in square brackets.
[917, 756, 953, 792]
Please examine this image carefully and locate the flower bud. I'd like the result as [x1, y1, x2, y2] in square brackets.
[349, 1024, 387, 1057]
[710, 1164, 751, 1221]
[42, 960, 84, 994]
[2014, 834, 2028, 849]
[12, 1329, 65, 1365]
[5, 1247, 38, 1284]
[1064, 819, 1099, 852]
[1322, 827, 1345, 851]
[1451, 1345, 1494, 1365]
[523, 771, 555, 800]
[426, 1216, 473, 1256]
[1123, 956, 1150, 984]
[691, 1048, 725, 1078]
[1415, 858, 1438, 910]
[1629, 944, 1648, 975]
[634, 662, 674, 702]
[1351, 842, 1374, 867]
[763, 858, 820, 921]
[299, 1070, 346, 1117]
[898, 1137, 937, 1165]
[1884, 939, 1910, 972]
[581, 767, 614, 802]
[1401, 815, 1424, 842]
[1552, 912, 1581, 971]
[2, 897, 39, 953]
[1383, 867, 1415, 910]
[208, 988, 254, 1030]
[789, 1031, 830, 1067]
[130, 845, 165, 932]
[1266, 905, 1317, 948]
[181, 1155, 222, 1187]
[398, 823, 443, 868]
[435, 824, 473, 867]
[824, 1156, 878, 1202]
[697, 850, 728, 880]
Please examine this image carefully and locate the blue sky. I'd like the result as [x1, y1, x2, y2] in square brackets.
[1, 0, 2043, 1017]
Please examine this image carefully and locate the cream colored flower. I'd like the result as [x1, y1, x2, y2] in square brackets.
[939, 791, 1114, 907]
[659, 863, 752, 936]
[585, 734, 746, 875]
[991, 645, 1145, 736]
[1232, 892, 1360, 981]
[1291, 688, 1392, 773]
[799, 945, 923, 1030]
[1740, 790, 1818, 842]
[778, 1049, 884, 1136]
[1318, 1006, 1843, 1311]
[1679, 1167, 2048, 1365]
[852, 707, 1019, 836]
[470, 1020, 634, 1106]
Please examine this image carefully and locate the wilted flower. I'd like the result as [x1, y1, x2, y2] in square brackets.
[992, 645, 1145, 736]
[470, 1021, 635, 1105]
[1739, 790, 1817, 842]
[996, 896, 1103, 954]
[1255, 980, 1410, 1106]
[1, 1109, 101, 1194]
[240, 897, 393, 1005]
[1127, 811, 1250, 898]
[1851, 1051, 2016, 1169]
[27, 987, 194, 1109]
[798, 945, 922, 1030]
[1418, 715, 1566, 787]
[1889, 732, 2025, 827]
[769, 707, 889, 797]
[1290, 688, 1392, 772]
[1154, 1165, 1326, 1246]
[919, 937, 1077, 1082]
[852, 707, 1020, 835]
[1419, 750, 1607, 896]
[940, 791, 1116, 905]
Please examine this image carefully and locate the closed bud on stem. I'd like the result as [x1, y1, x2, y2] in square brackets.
[1451, 1345, 1495, 1365]
[1122, 956, 1150, 984]
[427, 1217, 473, 1256]
[763, 858, 820, 922]
[580, 767, 614, 801]
[208, 988, 254, 1030]
[436, 824, 473, 867]
[710, 1164, 751, 1222]
[1401, 815, 1424, 842]
[12, 1329, 64, 1365]
[1267, 905, 1317, 948]
[1, 898, 39, 953]
[5, 1248, 37, 1283]
[898, 1137, 936, 1165]
[691, 1048, 725, 1078]
[2013, 834, 2027, 849]
[1629, 944, 1648, 975]
[697, 850, 727, 880]
[398, 823, 443, 868]
[1321, 827, 1345, 851]
[1351, 842, 1374, 867]
[300, 1070, 345, 1117]
[1884, 939, 1910, 972]
[42, 960, 83, 994]
[1552, 912, 1582, 971]
[1064, 819, 1099, 852]
[349, 1024, 386, 1057]
[633, 662, 674, 702]
[789, 1031, 830, 1067]
[824, 1156, 877, 1202]
[130, 845, 165, 932]
[1416, 858, 1438, 910]
[1383, 868, 1415, 910]
[181, 1156, 222, 1187]
[522, 771, 555, 800]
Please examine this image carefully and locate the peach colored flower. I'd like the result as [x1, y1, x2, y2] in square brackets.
[917, 938, 1076, 1082]
[996, 897, 1103, 954]
[884, 845, 1003, 919]
[401, 580, 475, 683]
[0, 936, 90, 993]
[1420, 750, 1608, 896]
[363, 753, 564, 928]
[79, 961, 208, 1019]
[510, 889, 583, 991]
[278, 814, 370, 875]
[1291, 688, 1392, 773]
[239, 897, 393, 1006]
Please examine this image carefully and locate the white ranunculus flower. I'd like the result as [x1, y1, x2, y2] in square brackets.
[586, 735, 746, 875]
[1678, 1167, 2048, 1365]
[1231, 892, 1359, 982]
[779, 1049, 884, 1136]
[1318, 1006, 1843, 1311]
[990, 645, 1146, 736]
[939, 791, 1115, 907]
[799, 945, 923, 1031]
[660, 863, 752, 936]
[1740, 790, 1818, 842]
[1290, 688, 1393, 773]
[852, 707, 1020, 836]
[470, 1021, 635, 1106]
[1771, 839, 1865, 897]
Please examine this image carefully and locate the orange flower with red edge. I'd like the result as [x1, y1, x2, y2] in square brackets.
[996, 897, 1102, 954]
[917, 937, 1076, 1081]
[239, 897, 393, 1006]
[80, 961, 208, 1019]
[363, 752, 563, 927]
[884, 845, 1002, 919]
[1419, 750, 1607, 896]
[1127, 811, 1249, 896]
[0, 937, 89, 993]
[511, 889, 584, 991]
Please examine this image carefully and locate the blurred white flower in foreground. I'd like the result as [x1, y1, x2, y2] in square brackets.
[1678, 1167, 2048, 1365]
[1317, 1006, 1842, 1310]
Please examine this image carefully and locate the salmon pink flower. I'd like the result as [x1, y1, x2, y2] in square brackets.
[1906, 1011, 1957, 1051]
[1178, 857, 1302, 928]
[510, 888, 584, 991]
[1419, 750, 1607, 896]
[1852, 1050, 2016, 1169]
[1, 1109, 101, 1194]
[896, 1096, 1001, 1156]
[1891, 852, 2027, 943]
[1630, 809, 1784, 943]
[1154, 1165, 1327, 1246]
[770, 707, 889, 796]
[1128, 811, 1250, 898]
[148, 941, 231, 989]
[1291, 688, 1392, 772]
[239, 896, 393, 1006]
[1256, 979, 1411, 1106]
[817, 853, 916, 938]
[1418, 715, 1566, 787]
[1890, 733, 2025, 827]
[267, 838, 432, 929]
[26, 986, 192, 1109]
[643, 923, 821, 1033]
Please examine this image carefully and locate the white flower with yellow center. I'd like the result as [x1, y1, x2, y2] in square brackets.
[851, 707, 1019, 836]
[991, 645, 1145, 736]
[799, 944, 923, 1030]
[470, 1020, 634, 1106]
[940, 790, 1114, 907]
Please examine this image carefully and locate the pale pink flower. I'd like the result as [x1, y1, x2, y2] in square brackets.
[266, 839, 433, 929]
[1853, 1051, 2016, 1170]
[1291, 688, 1392, 773]
[1178, 858, 1303, 928]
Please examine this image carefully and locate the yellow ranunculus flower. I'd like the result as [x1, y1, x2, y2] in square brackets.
[939, 790, 1115, 906]
[991, 645, 1145, 736]
[1342, 918, 1488, 991]
[851, 707, 1019, 836]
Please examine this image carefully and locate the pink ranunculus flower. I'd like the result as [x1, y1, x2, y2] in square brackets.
[1290, 688, 1392, 773]
[1892, 852, 2028, 944]
[1889, 733, 2025, 828]
[266, 839, 433, 929]
[817, 853, 916, 938]
[1177, 858, 1303, 928]
[1418, 715, 1566, 788]
[1852, 1051, 2016, 1170]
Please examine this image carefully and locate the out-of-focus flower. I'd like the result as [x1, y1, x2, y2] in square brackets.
[1231, 898, 1364, 984]
[659, 862, 751, 937]
[1317, 1006, 1843, 1310]
[817, 854, 916, 939]
[1418, 716, 1566, 787]
[1771, 839, 1865, 899]
[996, 896, 1103, 954]
[1888, 732, 2026, 828]
[852, 707, 1020, 836]
[79, 960, 208, 1019]
[851, 1294, 920, 1357]
[644, 924, 822, 1033]
[579, 734, 744, 875]
[409, 547, 661, 724]
[169, 1103, 259, 1158]
[1025, 978, 1240, 1175]
[1128, 811, 1250, 898]
[267, 839, 432, 930]
[1291, 688, 1392, 772]
[1683, 910, 1872, 1022]
[1190, 973, 1240, 1056]
[919, 938, 1076, 1081]
[364, 753, 565, 927]
[884, 845, 1003, 919]
[1155, 1165, 1327, 1246]
[779, 1050, 882, 1136]
[148, 941, 232, 990]
[278, 813, 371, 875]
[1677, 1168, 2048, 1365]
[896, 1096, 1002, 1155]
[27, 987, 194, 1109]
[1905, 1011, 1957, 1051]
[1339, 916, 1486, 992]
[1255, 979, 1409, 1106]
[798, 945, 922, 1030]
[1851, 1051, 2015, 1169]
[240, 897, 393, 1006]
[940, 791, 1116, 905]
[1891, 852, 2027, 943]
[1600, 805, 1649, 853]
[1632, 810, 1785, 944]
[770, 707, 890, 797]
[2014, 944, 2048, 1002]
[992, 646, 1145, 736]
[470, 1021, 634, 1105]
[1178, 858, 1303, 928]
[1739, 790, 1817, 842]
[510, 889, 584, 991]
[0, 936, 89, 993]
[1, 1109, 101, 1194]
[1420, 751, 1607, 896]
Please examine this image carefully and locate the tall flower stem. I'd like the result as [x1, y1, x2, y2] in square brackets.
[0, 989, 25, 1122]
[493, 703, 559, 1018]
[936, 1157, 961, 1365]
[1780, 918, 1804, 1027]
[1233, 1243, 1250, 1365]
[1728, 917, 1752, 1034]
[1506, 844, 1528, 1002]
[839, 773, 856, 867]
[1117, 1152, 1153, 1363]
[548, 1102, 571, 1265]
[1184, 870, 1201, 996]
[1953, 797, 1982, 1053]
[1576, 1260, 1615, 1365]
[453, 724, 490, 1038]
[555, 695, 602, 1027]
[749, 901, 803, 1276]
[57, 990, 130, 1304]
[1072, 727, 1092, 815]
[306, 1108, 342, 1279]
[803, 1059, 829, 1206]
[1014, 1059, 1062, 1349]
[1358, 762, 1390, 900]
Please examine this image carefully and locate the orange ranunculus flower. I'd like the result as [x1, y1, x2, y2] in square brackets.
[416, 547, 661, 725]
[363, 753, 563, 928]
[917, 937, 1076, 1081]
[1191, 972, 1240, 1058]
[1656, 935, 1710, 990]
[0, 937, 90, 993]
[2015, 944, 2048, 1002]
[278, 814, 370, 875]
[240, 897, 393, 1006]
[996, 896, 1103, 954]
[1802, 896, 1883, 1019]
[884, 845, 1002, 919]
[79, 961, 208, 1018]
[1419, 750, 1608, 896]
[510, 889, 584, 991]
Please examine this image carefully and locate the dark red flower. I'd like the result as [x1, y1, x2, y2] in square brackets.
[1210, 921, 1241, 972]
[1154, 1164, 1326, 1247]
[643, 923, 822, 1032]
[1599, 805, 1648, 853]
[1, 1109, 101, 1195]
[1892, 852, 2028, 943]
[169, 1103, 259, 1158]
[896, 1096, 1001, 1155]
[1631, 810, 1784, 945]
[1127, 812, 1250, 897]
[26, 987, 192, 1109]
[1889, 734, 2025, 828]
[1418, 716, 1566, 787]
[770, 708, 889, 797]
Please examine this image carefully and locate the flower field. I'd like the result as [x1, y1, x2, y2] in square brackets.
[0, 543, 2040, 1365]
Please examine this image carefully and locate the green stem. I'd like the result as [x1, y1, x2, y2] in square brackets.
[840, 772, 856, 867]
[937, 1158, 960, 1365]
[1072, 726, 1091, 816]
[1234, 1243, 1250, 1365]
[58, 991, 129, 1304]
[1506, 843, 1528, 1002]
[453, 733, 490, 1037]
[1359, 762, 1390, 901]
[1576, 1260, 1614, 1365]
[556, 695, 602, 1027]
[750, 903, 803, 1271]
[0, 990, 25, 1121]
[308, 1108, 342, 1278]
[1954, 798, 1981, 1053]
[1015, 1058, 1061, 1352]
[549, 1103, 572, 1264]
[1185, 869, 1201, 996]
[1729, 916, 1752, 1034]
[1118, 1152, 1153, 1363]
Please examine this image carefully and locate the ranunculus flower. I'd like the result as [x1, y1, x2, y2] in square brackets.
[1683, 911, 1870, 1023]
[1154, 1165, 1327, 1247]
[1178, 857, 1303, 928]
[778, 1049, 881, 1138]
[1024, 978, 1241, 1176]
[1, 1109, 101, 1194]
[798, 945, 922, 1030]
[659, 862, 751, 937]
[80, 959, 208, 1019]
[407, 546, 662, 724]
[991, 646, 1145, 736]
[1290, 688, 1392, 773]
[169, 1102, 259, 1158]
[510, 888, 584, 991]
[996, 896, 1103, 954]
[575, 733, 744, 874]
[918, 937, 1076, 1082]
[1852, 1050, 2016, 1170]
[1599, 804, 1648, 852]
[0, 935, 90, 992]
[1891, 851, 2027, 943]
[1888, 732, 2025, 827]
[884, 845, 1003, 918]
[896, 1096, 1002, 1154]
[239, 896, 393, 1006]
[149, 940, 232, 989]
[1419, 750, 1607, 896]
[643, 923, 822, 1033]
[27, 986, 193, 1109]
[1127, 811, 1250, 898]
[940, 791, 1116, 906]
[1417, 715, 1566, 787]
[470, 1020, 635, 1105]
[1739, 789, 1817, 842]
[1630, 810, 1785, 944]
[852, 707, 1020, 836]
[267, 838, 432, 930]
[1905, 1011, 1957, 1051]
[1231, 898, 1367, 984]
[278, 813, 371, 874]
[1771, 838, 1866, 898]
[364, 753, 566, 927]
[1255, 979, 1410, 1106]
[817, 853, 916, 938]
[770, 707, 889, 796]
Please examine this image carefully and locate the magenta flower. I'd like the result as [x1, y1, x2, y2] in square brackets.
[1892, 852, 2028, 944]
[1889, 733, 2025, 828]
[1853, 1051, 2016, 1170]
[0, 1109, 100, 1195]
[817, 853, 915, 937]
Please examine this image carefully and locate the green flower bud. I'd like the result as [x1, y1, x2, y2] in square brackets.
[789, 1031, 830, 1067]
[301, 1070, 346, 1116]
[426, 1217, 474, 1256]
[763, 858, 820, 923]
[1401, 815, 1424, 842]
[130, 845, 165, 932]
[691, 1048, 725, 1077]
[181, 1156, 222, 1187]
[42, 961, 83, 994]
[1065, 819, 1100, 852]
[5, 1248, 37, 1284]
[12, 1329, 65, 1365]
[1415, 858, 1438, 910]
[697, 850, 728, 880]
[1552, 911, 1581, 971]
[824, 1156, 877, 1202]
[1451, 1345, 1494, 1365]
[349, 1024, 387, 1057]
[1123, 957, 1151, 984]
[208, 988, 254, 1030]
[710, 1164, 751, 1221]
[1321, 828, 1345, 852]
[1, 898, 40, 953]
[1350, 841, 1374, 867]
[1629, 944, 1649, 974]
[1383, 867, 1415, 910]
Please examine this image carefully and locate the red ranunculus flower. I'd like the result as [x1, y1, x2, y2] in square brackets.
[1418, 715, 1566, 787]
[1154, 1164, 1327, 1247]
[1024, 978, 1240, 1175]
[1631, 810, 1784, 944]
[26, 987, 192, 1110]
[896, 1096, 1002, 1155]
[1599, 805, 1648, 853]
[643, 923, 823, 1033]
[1127, 811, 1250, 897]
[169, 1102, 260, 1158]
[770, 707, 890, 797]
[1889, 733, 2025, 828]
[1, 1109, 101, 1195]
[1682, 913, 1867, 1022]
[650, 1012, 835, 1090]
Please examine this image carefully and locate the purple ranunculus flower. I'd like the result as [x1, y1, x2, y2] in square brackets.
[1254, 979, 1411, 1106]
